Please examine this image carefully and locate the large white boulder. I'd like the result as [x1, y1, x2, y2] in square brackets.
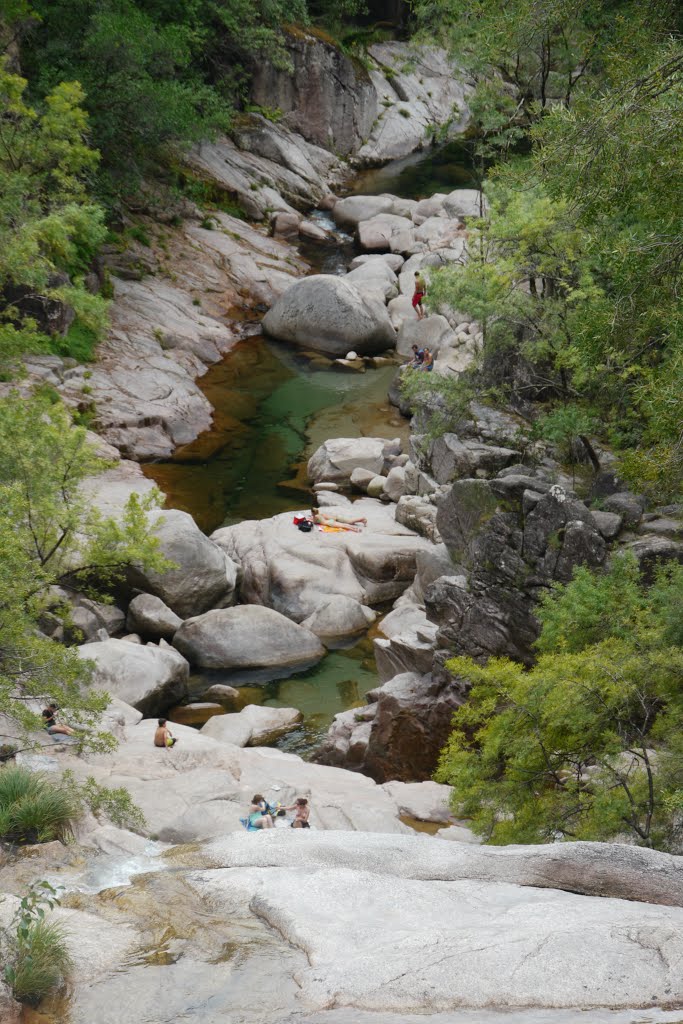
[443, 187, 488, 219]
[308, 436, 388, 484]
[357, 213, 415, 252]
[396, 314, 454, 356]
[262, 274, 396, 357]
[126, 593, 183, 641]
[333, 194, 396, 227]
[200, 704, 302, 747]
[211, 501, 431, 621]
[172, 605, 325, 670]
[128, 509, 238, 619]
[349, 252, 405, 273]
[343, 261, 398, 302]
[300, 595, 376, 642]
[78, 638, 189, 716]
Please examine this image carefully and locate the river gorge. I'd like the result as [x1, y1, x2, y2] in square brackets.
[2, 21, 683, 1024]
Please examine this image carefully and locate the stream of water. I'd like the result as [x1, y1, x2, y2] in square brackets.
[143, 142, 478, 754]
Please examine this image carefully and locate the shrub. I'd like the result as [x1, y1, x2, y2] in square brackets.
[0, 766, 80, 845]
[3, 881, 72, 1007]
[10, 920, 72, 1006]
[50, 321, 99, 362]
[128, 226, 151, 247]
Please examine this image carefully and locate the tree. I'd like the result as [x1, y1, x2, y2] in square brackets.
[19, 0, 311, 190]
[411, 0, 617, 115]
[415, 2, 683, 499]
[0, 58, 107, 372]
[0, 391, 170, 751]
[435, 555, 683, 849]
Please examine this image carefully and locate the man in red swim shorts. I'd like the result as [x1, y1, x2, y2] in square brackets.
[412, 271, 427, 320]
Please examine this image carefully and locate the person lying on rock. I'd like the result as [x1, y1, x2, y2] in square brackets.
[248, 794, 274, 829]
[284, 797, 310, 829]
[41, 702, 77, 737]
[311, 507, 367, 532]
[412, 271, 427, 320]
[154, 718, 177, 748]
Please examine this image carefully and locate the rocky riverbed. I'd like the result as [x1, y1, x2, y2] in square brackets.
[2, 28, 683, 1024]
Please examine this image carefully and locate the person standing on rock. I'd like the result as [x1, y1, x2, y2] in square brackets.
[412, 271, 427, 320]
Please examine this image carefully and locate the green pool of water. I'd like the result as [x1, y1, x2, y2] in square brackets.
[144, 336, 406, 534]
[351, 138, 478, 199]
[188, 633, 379, 757]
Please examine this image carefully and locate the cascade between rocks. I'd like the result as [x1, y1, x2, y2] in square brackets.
[4, 32, 683, 1024]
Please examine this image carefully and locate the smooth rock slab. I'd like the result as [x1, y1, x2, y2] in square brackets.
[211, 501, 429, 622]
[173, 605, 325, 670]
[201, 704, 302, 747]
[190, 849, 683, 1012]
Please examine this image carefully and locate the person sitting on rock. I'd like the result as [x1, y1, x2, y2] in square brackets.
[408, 344, 424, 368]
[284, 797, 310, 829]
[154, 719, 177, 748]
[421, 348, 434, 372]
[41, 703, 76, 737]
[412, 271, 427, 320]
[248, 794, 273, 830]
[311, 507, 367, 532]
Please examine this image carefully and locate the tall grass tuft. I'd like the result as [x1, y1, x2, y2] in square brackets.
[0, 766, 80, 844]
[9, 920, 72, 1006]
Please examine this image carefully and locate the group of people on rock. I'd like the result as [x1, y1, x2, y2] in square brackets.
[246, 794, 310, 830]
[408, 344, 434, 371]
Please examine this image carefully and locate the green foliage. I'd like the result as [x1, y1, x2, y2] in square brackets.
[436, 554, 683, 848]
[0, 767, 80, 844]
[49, 320, 99, 362]
[399, 367, 474, 443]
[19, 0, 321, 191]
[418, 3, 683, 500]
[244, 103, 283, 123]
[0, 391, 171, 748]
[0, 59, 108, 373]
[67, 771, 146, 832]
[2, 880, 71, 1006]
